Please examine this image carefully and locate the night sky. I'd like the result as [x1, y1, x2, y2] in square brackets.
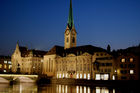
[0, 0, 140, 56]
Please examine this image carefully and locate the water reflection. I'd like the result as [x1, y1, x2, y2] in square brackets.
[40, 84, 114, 93]
[0, 83, 37, 93]
[0, 83, 137, 93]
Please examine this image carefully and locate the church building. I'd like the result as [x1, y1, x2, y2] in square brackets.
[42, 0, 116, 80]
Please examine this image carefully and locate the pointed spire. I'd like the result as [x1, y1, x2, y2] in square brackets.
[68, 0, 74, 30]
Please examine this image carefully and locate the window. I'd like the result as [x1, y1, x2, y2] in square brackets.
[130, 58, 133, 62]
[3, 70, 6, 72]
[0, 64, 2, 68]
[87, 64, 90, 71]
[121, 58, 125, 63]
[128, 64, 135, 68]
[96, 53, 99, 56]
[84, 64, 86, 71]
[112, 75, 115, 80]
[8, 61, 11, 64]
[76, 73, 79, 79]
[130, 70, 134, 74]
[87, 74, 90, 80]
[65, 73, 68, 78]
[67, 37, 69, 43]
[4, 61, 7, 63]
[84, 74, 86, 79]
[9, 65, 12, 69]
[80, 74, 82, 79]
[4, 65, 7, 69]
[120, 70, 127, 74]
[80, 64, 82, 71]
[72, 37, 75, 43]
[95, 74, 100, 80]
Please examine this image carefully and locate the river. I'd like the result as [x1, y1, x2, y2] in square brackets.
[0, 83, 137, 93]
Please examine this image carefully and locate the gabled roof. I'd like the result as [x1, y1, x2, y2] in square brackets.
[18, 46, 47, 57]
[46, 45, 64, 56]
[45, 45, 107, 57]
[65, 45, 106, 55]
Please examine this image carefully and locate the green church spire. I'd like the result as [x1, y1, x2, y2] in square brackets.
[68, 0, 74, 30]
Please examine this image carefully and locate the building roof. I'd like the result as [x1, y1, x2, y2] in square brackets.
[0, 56, 11, 59]
[18, 46, 47, 57]
[45, 45, 107, 56]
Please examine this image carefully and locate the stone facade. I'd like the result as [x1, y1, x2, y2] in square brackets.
[11, 43, 47, 74]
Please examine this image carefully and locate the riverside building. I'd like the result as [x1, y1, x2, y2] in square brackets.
[11, 43, 47, 74]
[42, 0, 117, 80]
[0, 56, 12, 73]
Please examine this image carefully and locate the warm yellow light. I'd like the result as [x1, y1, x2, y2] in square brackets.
[84, 74, 86, 79]
[76, 73, 79, 79]
[80, 74, 82, 79]
[87, 74, 90, 80]
[112, 75, 115, 80]
[130, 70, 134, 74]
[130, 58, 133, 62]
[121, 58, 125, 63]
[95, 74, 100, 80]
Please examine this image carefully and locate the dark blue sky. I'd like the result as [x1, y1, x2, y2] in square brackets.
[0, 0, 140, 56]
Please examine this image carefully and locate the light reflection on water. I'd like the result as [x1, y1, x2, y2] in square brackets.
[0, 83, 137, 93]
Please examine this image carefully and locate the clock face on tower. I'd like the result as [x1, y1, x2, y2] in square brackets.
[66, 30, 69, 35]
[72, 31, 75, 35]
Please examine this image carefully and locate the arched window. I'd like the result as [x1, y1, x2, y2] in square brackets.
[67, 37, 69, 43]
[72, 37, 75, 43]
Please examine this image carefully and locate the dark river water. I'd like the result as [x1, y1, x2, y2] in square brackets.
[0, 83, 137, 93]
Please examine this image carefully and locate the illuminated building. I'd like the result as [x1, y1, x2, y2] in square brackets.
[11, 43, 47, 74]
[42, 0, 116, 80]
[0, 56, 12, 73]
[114, 53, 139, 80]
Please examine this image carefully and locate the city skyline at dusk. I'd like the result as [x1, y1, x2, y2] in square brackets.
[1, 0, 140, 55]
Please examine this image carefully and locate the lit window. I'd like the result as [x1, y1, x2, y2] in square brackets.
[104, 74, 109, 80]
[9, 65, 12, 69]
[0, 64, 2, 68]
[112, 75, 115, 80]
[96, 87, 100, 93]
[8, 61, 11, 64]
[65, 73, 68, 78]
[84, 74, 86, 79]
[80, 74, 82, 79]
[4, 61, 7, 63]
[57, 74, 59, 78]
[95, 74, 100, 80]
[59, 74, 62, 78]
[130, 70, 134, 74]
[121, 58, 125, 63]
[62, 73, 65, 78]
[130, 58, 133, 62]
[4, 65, 7, 69]
[76, 73, 79, 79]
[3, 70, 6, 72]
[87, 74, 90, 80]
[41, 60, 43, 62]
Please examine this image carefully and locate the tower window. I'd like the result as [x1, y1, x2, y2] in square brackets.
[67, 37, 69, 43]
[72, 37, 75, 43]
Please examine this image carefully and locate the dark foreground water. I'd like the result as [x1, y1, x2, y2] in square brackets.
[0, 83, 138, 93]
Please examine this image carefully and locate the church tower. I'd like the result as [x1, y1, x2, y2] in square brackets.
[64, 0, 77, 49]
